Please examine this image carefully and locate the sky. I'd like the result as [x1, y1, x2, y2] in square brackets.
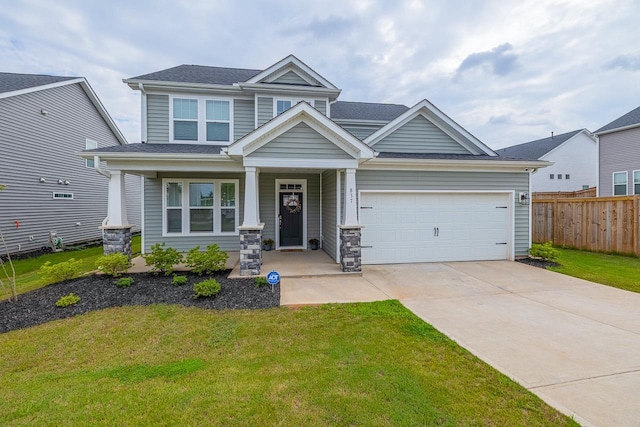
[1, 0, 639, 149]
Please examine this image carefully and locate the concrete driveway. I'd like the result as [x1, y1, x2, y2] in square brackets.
[281, 261, 640, 426]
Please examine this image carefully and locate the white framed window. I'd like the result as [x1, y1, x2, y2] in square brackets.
[162, 179, 238, 236]
[613, 171, 628, 196]
[549, 174, 554, 180]
[85, 139, 97, 168]
[273, 98, 314, 117]
[53, 192, 73, 200]
[634, 170, 640, 195]
[170, 96, 233, 144]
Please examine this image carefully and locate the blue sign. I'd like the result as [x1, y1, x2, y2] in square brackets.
[266, 271, 280, 285]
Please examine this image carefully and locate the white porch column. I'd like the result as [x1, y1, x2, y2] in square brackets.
[343, 168, 358, 226]
[243, 166, 259, 227]
[106, 170, 128, 227]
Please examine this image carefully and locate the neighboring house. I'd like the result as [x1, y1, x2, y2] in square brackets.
[595, 105, 640, 196]
[0, 72, 140, 255]
[83, 55, 547, 275]
[496, 129, 598, 193]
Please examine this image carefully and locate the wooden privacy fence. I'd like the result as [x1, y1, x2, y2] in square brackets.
[532, 195, 640, 255]
[532, 187, 597, 199]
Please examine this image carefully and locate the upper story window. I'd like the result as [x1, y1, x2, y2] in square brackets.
[85, 139, 97, 168]
[276, 100, 292, 115]
[634, 170, 640, 195]
[613, 171, 628, 196]
[171, 96, 232, 144]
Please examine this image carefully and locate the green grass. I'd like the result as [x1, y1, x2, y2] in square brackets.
[0, 301, 576, 426]
[549, 247, 640, 293]
[2, 235, 140, 298]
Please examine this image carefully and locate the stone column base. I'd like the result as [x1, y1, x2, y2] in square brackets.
[339, 225, 363, 272]
[238, 224, 264, 276]
[100, 225, 133, 258]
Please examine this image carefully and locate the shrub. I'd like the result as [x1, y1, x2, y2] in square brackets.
[115, 277, 134, 288]
[38, 258, 82, 283]
[95, 252, 131, 277]
[56, 293, 80, 308]
[193, 278, 221, 299]
[172, 274, 188, 286]
[529, 241, 559, 262]
[255, 276, 269, 288]
[185, 244, 228, 275]
[142, 243, 182, 275]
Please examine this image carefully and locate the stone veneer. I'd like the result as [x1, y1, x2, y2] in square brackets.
[101, 226, 133, 258]
[339, 225, 362, 272]
[239, 224, 264, 276]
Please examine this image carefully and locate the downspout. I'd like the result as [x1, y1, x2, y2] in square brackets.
[139, 83, 147, 143]
[93, 155, 111, 226]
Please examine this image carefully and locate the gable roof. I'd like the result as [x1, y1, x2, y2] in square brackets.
[126, 65, 262, 86]
[0, 72, 77, 94]
[243, 55, 337, 89]
[364, 99, 496, 156]
[495, 129, 588, 160]
[331, 101, 409, 122]
[595, 105, 640, 134]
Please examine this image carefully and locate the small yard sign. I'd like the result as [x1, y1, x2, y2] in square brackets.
[266, 271, 280, 285]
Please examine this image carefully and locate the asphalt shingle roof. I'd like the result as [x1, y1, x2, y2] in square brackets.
[596, 105, 640, 133]
[377, 152, 520, 161]
[0, 72, 77, 95]
[495, 129, 584, 160]
[128, 65, 262, 85]
[330, 101, 409, 121]
[85, 143, 225, 155]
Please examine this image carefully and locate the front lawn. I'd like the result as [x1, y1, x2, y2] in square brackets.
[549, 248, 640, 293]
[0, 301, 576, 426]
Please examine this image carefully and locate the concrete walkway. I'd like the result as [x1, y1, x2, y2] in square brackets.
[281, 261, 640, 426]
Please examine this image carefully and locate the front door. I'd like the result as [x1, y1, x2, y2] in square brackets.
[279, 192, 304, 247]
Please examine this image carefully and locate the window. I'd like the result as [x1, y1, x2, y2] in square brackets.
[565, 174, 570, 180]
[557, 174, 563, 180]
[53, 192, 73, 199]
[85, 139, 97, 168]
[276, 100, 292, 115]
[171, 96, 232, 143]
[549, 174, 554, 180]
[163, 179, 238, 235]
[634, 171, 640, 195]
[613, 171, 628, 196]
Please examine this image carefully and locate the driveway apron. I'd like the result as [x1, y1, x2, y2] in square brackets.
[363, 261, 640, 427]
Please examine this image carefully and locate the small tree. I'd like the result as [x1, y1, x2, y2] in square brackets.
[0, 184, 17, 302]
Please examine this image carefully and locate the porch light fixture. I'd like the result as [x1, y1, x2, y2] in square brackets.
[518, 192, 529, 205]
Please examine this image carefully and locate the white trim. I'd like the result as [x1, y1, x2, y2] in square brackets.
[634, 170, 640, 195]
[613, 171, 628, 196]
[140, 84, 147, 143]
[596, 135, 600, 197]
[538, 129, 597, 160]
[161, 178, 240, 237]
[243, 158, 358, 169]
[245, 54, 338, 89]
[85, 139, 98, 167]
[595, 122, 640, 136]
[335, 170, 341, 263]
[275, 179, 307, 250]
[528, 170, 533, 250]
[319, 172, 323, 249]
[169, 94, 234, 144]
[361, 157, 549, 172]
[0, 77, 84, 100]
[358, 190, 515, 262]
[140, 175, 145, 254]
[273, 97, 314, 117]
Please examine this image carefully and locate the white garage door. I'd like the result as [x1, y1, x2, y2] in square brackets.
[360, 192, 512, 264]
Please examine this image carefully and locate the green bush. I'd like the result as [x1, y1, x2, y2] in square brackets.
[142, 243, 182, 275]
[185, 244, 228, 275]
[193, 278, 221, 299]
[55, 293, 80, 308]
[115, 277, 134, 288]
[529, 241, 559, 262]
[254, 276, 269, 288]
[38, 258, 82, 283]
[95, 252, 131, 277]
[172, 274, 188, 286]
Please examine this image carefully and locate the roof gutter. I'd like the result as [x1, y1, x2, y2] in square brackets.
[93, 155, 111, 178]
[139, 83, 147, 143]
[595, 122, 640, 136]
[361, 157, 551, 172]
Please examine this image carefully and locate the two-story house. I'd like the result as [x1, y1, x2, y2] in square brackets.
[0, 72, 140, 256]
[496, 129, 598, 193]
[595, 105, 640, 196]
[83, 55, 547, 275]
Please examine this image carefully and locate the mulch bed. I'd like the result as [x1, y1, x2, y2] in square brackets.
[0, 271, 279, 334]
[516, 258, 560, 269]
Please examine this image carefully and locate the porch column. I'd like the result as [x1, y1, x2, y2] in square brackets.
[343, 168, 358, 226]
[340, 168, 362, 272]
[243, 167, 259, 227]
[100, 170, 132, 258]
[239, 166, 263, 275]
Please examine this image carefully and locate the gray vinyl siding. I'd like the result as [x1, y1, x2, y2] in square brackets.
[356, 170, 530, 257]
[125, 174, 142, 232]
[0, 83, 126, 255]
[598, 127, 640, 196]
[143, 172, 244, 252]
[257, 97, 273, 127]
[340, 124, 383, 140]
[373, 115, 472, 154]
[272, 71, 310, 86]
[248, 123, 353, 159]
[259, 173, 320, 247]
[146, 94, 169, 143]
[321, 170, 337, 261]
[234, 99, 255, 140]
[314, 100, 327, 115]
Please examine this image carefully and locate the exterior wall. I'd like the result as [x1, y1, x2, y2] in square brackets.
[257, 96, 273, 127]
[373, 115, 471, 154]
[532, 133, 597, 192]
[143, 172, 244, 252]
[321, 170, 337, 261]
[598, 127, 640, 196]
[248, 123, 352, 159]
[258, 173, 320, 246]
[125, 174, 142, 232]
[0, 83, 128, 255]
[272, 71, 310, 85]
[356, 170, 530, 256]
[234, 99, 255, 140]
[146, 94, 169, 143]
[314, 100, 327, 115]
[339, 123, 383, 140]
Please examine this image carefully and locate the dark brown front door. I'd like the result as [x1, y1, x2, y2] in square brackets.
[279, 192, 303, 247]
